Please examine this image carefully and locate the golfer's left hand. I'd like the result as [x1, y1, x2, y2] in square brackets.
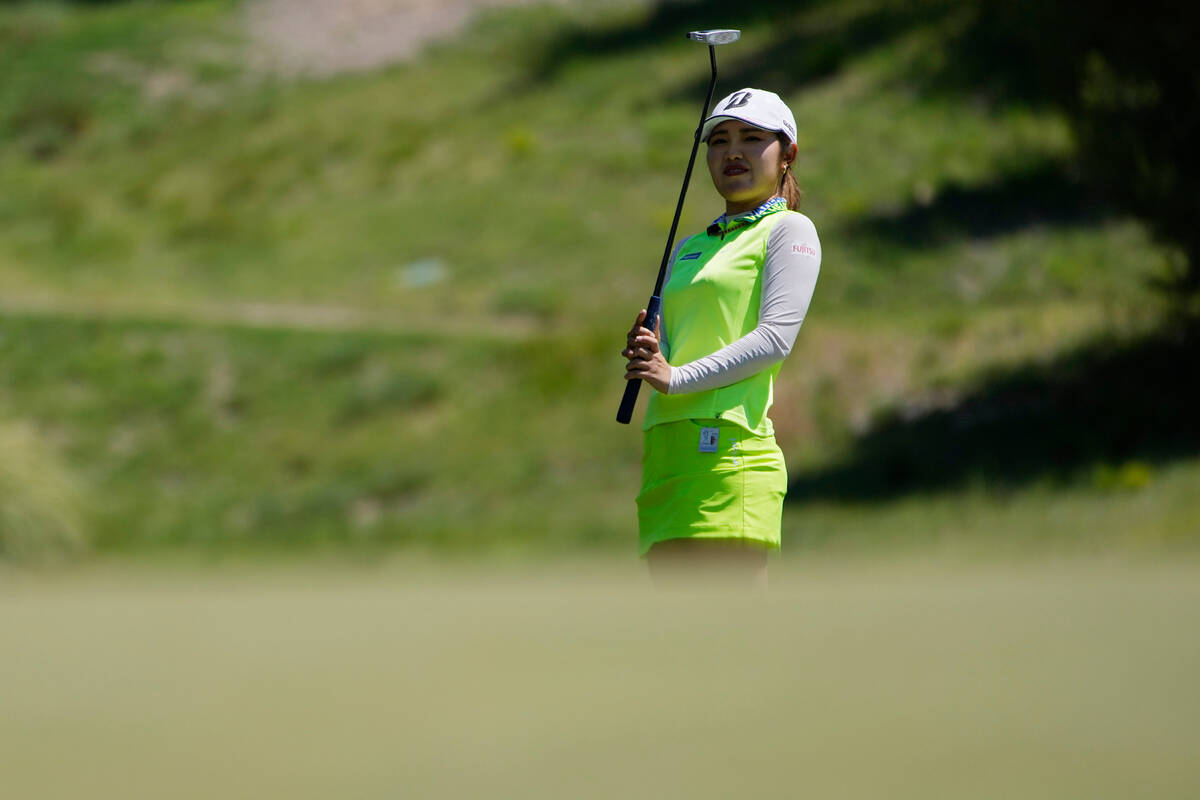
[622, 309, 672, 394]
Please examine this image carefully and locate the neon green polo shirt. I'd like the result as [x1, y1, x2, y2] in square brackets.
[644, 198, 792, 436]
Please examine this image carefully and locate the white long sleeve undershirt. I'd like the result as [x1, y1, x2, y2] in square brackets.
[664, 212, 821, 394]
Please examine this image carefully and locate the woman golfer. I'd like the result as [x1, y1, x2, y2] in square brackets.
[622, 89, 821, 585]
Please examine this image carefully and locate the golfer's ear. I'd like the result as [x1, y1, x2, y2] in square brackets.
[786, 141, 798, 163]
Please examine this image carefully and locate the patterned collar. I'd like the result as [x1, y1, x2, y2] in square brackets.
[706, 196, 788, 238]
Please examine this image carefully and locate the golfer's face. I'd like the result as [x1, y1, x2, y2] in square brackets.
[706, 121, 785, 213]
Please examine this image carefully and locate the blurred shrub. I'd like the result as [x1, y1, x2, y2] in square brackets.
[0, 420, 88, 562]
[9, 89, 92, 160]
[1091, 461, 1153, 493]
[334, 369, 441, 424]
[0, 4, 59, 48]
[504, 126, 537, 159]
[493, 285, 564, 322]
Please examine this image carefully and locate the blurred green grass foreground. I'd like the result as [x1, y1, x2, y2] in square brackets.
[0, 0, 1197, 562]
[0, 558, 1197, 798]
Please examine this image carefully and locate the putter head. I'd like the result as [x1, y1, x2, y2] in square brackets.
[687, 29, 740, 45]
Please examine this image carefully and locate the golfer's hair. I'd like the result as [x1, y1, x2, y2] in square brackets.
[776, 132, 803, 211]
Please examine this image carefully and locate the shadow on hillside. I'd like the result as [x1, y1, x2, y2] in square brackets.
[845, 158, 1115, 249]
[526, 0, 945, 99]
[527, 0, 1073, 108]
[787, 323, 1200, 502]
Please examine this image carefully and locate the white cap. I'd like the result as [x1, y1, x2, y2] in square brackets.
[701, 88, 797, 145]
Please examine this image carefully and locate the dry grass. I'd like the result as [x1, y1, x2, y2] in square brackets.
[244, 0, 555, 76]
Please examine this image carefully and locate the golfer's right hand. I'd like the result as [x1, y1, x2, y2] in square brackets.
[622, 309, 671, 394]
[622, 309, 659, 359]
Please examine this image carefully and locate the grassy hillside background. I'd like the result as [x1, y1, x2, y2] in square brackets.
[1, 0, 1196, 562]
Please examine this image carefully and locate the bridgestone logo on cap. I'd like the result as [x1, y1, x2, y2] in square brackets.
[724, 91, 752, 109]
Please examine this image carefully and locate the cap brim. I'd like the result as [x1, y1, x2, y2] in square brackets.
[701, 114, 793, 144]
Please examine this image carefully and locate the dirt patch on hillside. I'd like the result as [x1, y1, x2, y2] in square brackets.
[245, 0, 553, 76]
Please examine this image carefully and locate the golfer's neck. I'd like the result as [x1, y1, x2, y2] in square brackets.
[725, 192, 779, 217]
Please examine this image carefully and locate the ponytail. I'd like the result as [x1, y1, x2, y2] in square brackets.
[780, 169, 803, 211]
[776, 132, 803, 211]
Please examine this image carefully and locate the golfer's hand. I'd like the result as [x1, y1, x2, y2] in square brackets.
[622, 309, 672, 394]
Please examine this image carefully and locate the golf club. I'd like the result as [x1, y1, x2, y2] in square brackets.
[617, 28, 741, 425]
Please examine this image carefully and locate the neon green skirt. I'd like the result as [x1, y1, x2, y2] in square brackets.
[637, 418, 787, 556]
